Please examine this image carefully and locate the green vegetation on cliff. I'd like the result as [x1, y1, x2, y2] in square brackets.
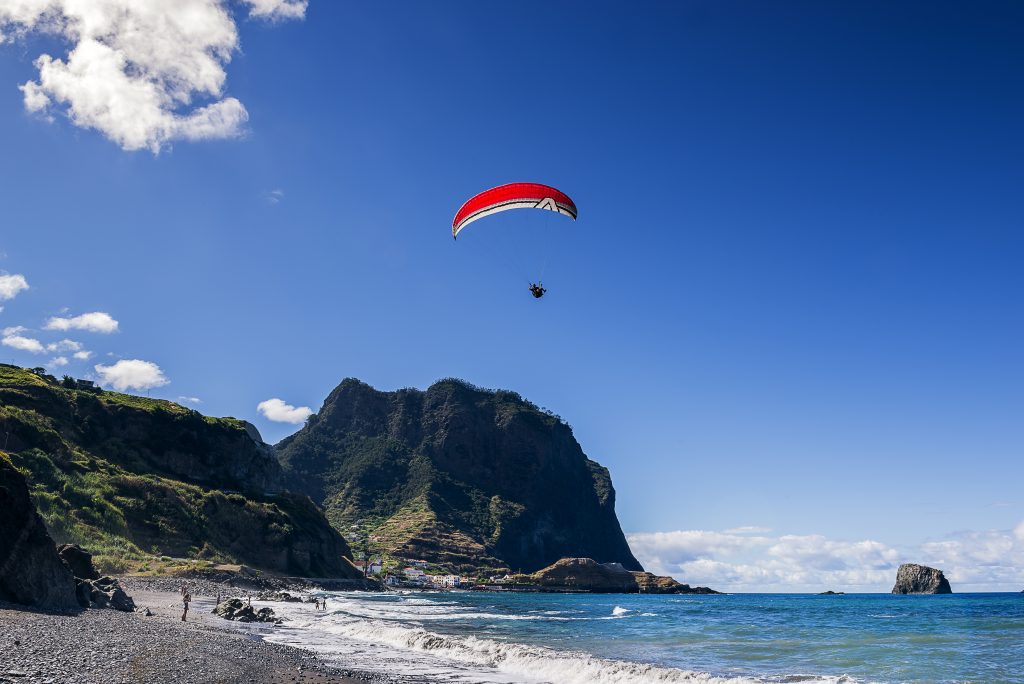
[277, 377, 642, 575]
[0, 364, 356, 577]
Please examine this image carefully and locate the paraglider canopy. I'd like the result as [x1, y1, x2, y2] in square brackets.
[452, 183, 577, 239]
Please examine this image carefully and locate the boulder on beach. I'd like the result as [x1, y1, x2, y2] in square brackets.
[57, 544, 100, 581]
[213, 597, 279, 623]
[891, 563, 952, 594]
[55, 543, 135, 611]
[82, 573, 136, 610]
[0, 453, 79, 611]
[255, 590, 303, 602]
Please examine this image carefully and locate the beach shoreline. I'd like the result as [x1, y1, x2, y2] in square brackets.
[0, 577, 391, 684]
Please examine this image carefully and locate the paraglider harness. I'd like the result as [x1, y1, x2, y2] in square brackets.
[529, 283, 546, 299]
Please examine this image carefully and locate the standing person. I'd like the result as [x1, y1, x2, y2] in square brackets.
[322, 597, 328, 612]
[181, 591, 191, 622]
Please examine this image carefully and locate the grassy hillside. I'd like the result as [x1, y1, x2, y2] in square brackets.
[0, 364, 356, 577]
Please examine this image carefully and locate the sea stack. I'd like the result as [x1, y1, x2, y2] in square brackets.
[891, 563, 952, 594]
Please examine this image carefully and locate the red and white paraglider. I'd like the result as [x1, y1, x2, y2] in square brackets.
[452, 183, 577, 298]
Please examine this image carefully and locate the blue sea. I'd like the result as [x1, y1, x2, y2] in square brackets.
[257, 590, 1024, 683]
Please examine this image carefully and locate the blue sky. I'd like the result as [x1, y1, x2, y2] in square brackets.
[1, 1, 1022, 590]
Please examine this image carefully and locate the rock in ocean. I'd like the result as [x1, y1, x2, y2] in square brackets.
[891, 563, 952, 594]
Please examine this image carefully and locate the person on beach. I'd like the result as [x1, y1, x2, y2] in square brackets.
[182, 591, 191, 621]
[322, 597, 328, 611]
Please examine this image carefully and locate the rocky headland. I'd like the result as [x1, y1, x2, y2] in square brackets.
[891, 563, 952, 594]
[277, 378, 642, 575]
[528, 557, 721, 594]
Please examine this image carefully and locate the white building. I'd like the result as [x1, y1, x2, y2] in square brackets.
[431, 575, 462, 588]
[402, 567, 426, 582]
[353, 560, 382, 575]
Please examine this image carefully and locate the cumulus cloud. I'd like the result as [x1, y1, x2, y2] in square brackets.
[0, 0, 307, 153]
[257, 397, 312, 424]
[95, 359, 169, 391]
[44, 311, 119, 333]
[73, 350, 93, 360]
[0, 274, 29, 300]
[49, 356, 69, 367]
[46, 338, 82, 352]
[628, 523, 1024, 592]
[2, 325, 27, 336]
[2, 333, 45, 353]
[178, 395, 202, 404]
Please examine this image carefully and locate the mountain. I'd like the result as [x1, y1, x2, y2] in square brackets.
[0, 364, 359, 579]
[276, 378, 642, 574]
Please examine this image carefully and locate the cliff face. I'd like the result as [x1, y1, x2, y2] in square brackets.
[891, 563, 952, 594]
[277, 378, 642, 574]
[0, 365, 359, 579]
[0, 452, 79, 611]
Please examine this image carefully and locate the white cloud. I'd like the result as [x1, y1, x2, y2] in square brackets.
[2, 333, 45, 353]
[244, 0, 308, 20]
[257, 397, 312, 424]
[0, 274, 28, 300]
[44, 311, 119, 333]
[2, 325, 28, 336]
[178, 395, 202, 404]
[95, 359, 169, 391]
[628, 522, 1024, 592]
[264, 188, 285, 204]
[0, 0, 306, 153]
[46, 338, 82, 352]
[49, 356, 69, 367]
[73, 350, 93, 360]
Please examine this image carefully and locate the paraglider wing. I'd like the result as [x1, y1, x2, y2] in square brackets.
[452, 183, 577, 238]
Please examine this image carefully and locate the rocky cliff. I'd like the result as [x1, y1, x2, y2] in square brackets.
[528, 557, 720, 594]
[0, 452, 78, 610]
[277, 378, 642, 574]
[0, 364, 359, 579]
[891, 563, 952, 594]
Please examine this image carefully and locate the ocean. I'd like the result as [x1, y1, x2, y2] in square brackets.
[258, 590, 1024, 683]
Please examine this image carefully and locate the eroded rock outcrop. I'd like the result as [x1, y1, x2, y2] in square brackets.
[57, 544, 99, 580]
[891, 563, 952, 594]
[631, 570, 721, 594]
[0, 453, 78, 611]
[529, 557, 720, 594]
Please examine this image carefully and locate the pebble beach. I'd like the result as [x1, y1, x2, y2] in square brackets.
[0, 577, 388, 684]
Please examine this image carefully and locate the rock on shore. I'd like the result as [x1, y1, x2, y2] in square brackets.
[0, 453, 78, 611]
[213, 598, 279, 623]
[891, 563, 952, 594]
